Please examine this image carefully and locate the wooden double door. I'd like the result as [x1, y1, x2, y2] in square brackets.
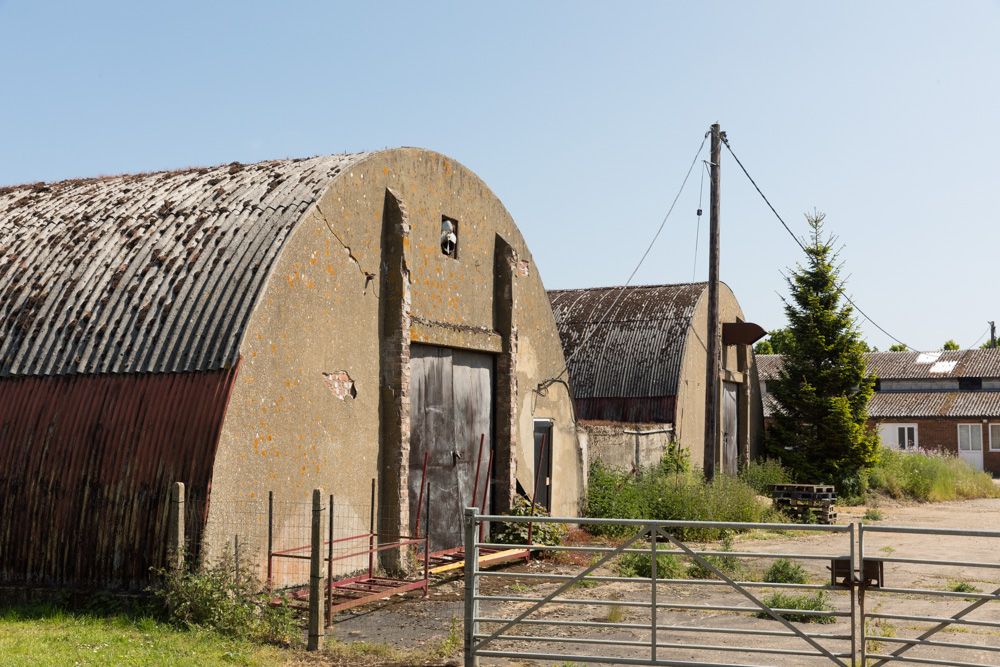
[409, 344, 494, 552]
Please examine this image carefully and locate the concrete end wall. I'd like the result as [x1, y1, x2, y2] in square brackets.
[578, 422, 674, 471]
[206, 149, 581, 573]
[674, 282, 762, 471]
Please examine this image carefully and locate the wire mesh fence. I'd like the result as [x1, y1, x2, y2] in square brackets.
[180, 485, 419, 593]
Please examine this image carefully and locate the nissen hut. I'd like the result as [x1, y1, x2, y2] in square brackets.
[0, 148, 582, 589]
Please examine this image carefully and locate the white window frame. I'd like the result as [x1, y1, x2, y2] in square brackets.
[958, 423, 983, 452]
[990, 423, 1000, 452]
[880, 423, 918, 451]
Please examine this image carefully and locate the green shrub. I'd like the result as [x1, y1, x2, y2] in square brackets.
[686, 533, 745, 580]
[491, 495, 568, 546]
[834, 469, 870, 505]
[149, 547, 298, 645]
[763, 558, 808, 584]
[756, 592, 835, 623]
[739, 458, 793, 495]
[584, 461, 786, 540]
[863, 507, 883, 521]
[616, 546, 685, 579]
[582, 461, 649, 537]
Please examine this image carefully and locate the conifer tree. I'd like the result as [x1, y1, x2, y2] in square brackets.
[766, 213, 879, 485]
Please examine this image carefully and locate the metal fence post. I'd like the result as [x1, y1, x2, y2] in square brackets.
[266, 491, 273, 592]
[308, 489, 325, 651]
[168, 482, 185, 570]
[234, 535, 240, 599]
[464, 507, 480, 667]
[650, 526, 657, 662]
[327, 493, 334, 628]
[859, 522, 866, 667]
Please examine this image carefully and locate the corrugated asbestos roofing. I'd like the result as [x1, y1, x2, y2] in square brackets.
[759, 349, 1000, 419]
[764, 391, 1000, 419]
[547, 283, 705, 399]
[756, 349, 1000, 381]
[0, 153, 368, 376]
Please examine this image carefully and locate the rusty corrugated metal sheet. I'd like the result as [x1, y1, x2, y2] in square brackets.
[0, 154, 367, 377]
[758, 350, 1000, 381]
[0, 365, 239, 589]
[576, 396, 676, 423]
[548, 283, 705, 400]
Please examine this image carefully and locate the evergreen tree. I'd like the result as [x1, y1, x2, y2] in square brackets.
[767, 213, 879, 484]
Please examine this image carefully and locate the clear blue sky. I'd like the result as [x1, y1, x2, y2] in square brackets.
[2, 1, 998, 351]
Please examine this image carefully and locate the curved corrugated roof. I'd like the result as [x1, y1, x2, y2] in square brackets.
[548, 283, 705, 399]
[0, 153, 368, 376]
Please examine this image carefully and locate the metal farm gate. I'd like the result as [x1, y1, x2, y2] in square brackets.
[461, 510, 1000, 667]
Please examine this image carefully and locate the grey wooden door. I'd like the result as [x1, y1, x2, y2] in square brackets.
[721, 381, 739, 475]
[409, 344, 494, 552]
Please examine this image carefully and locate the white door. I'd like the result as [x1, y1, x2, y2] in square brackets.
[958, 424, 984, 471]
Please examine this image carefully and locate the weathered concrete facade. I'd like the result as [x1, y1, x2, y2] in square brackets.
[549, 282, 764, 474]
[208, 149, 583, 556]
[0, 148, 581, 589]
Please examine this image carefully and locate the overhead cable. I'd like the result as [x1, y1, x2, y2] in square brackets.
[538, 132, 710, 391]
[720, 134, 915, 351]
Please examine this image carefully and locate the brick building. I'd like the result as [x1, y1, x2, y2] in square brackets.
[758, 349, 1000, 475]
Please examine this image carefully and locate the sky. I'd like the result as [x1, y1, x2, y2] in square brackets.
[1, 1, 998, 352]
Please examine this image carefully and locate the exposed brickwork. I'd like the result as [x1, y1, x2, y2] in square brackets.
[321, 371, 356, 400]
[379, 189, 412, 540]
[765, 415, 1000, 475]
[492, 239, 519, 512]
[892, 417, 1000, 473]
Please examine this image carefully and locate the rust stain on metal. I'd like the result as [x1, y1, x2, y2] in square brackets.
[0, 364, 240, 589]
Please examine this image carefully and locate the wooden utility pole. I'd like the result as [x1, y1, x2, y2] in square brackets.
[703, 124, 722, 480]
[990, 321, 996, 349]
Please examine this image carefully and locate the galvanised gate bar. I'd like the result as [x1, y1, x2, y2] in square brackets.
[463, 510, 1000, 667]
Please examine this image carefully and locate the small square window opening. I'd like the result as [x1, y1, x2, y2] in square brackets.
[441, 216, 458, 258]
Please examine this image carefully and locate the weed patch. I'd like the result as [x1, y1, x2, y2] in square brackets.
[756, 592, 835, 623]
[868, 448, 1000, 502]
[584, 461, 786, 540]
[149, 547, 297, 646]
[616, 547, 685, 579]
[763, 558, 808, 585]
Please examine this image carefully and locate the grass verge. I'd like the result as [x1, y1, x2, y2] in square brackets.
[0, 602, 285, 666]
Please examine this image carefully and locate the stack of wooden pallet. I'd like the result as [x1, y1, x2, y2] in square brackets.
[768, 483, 837, 524]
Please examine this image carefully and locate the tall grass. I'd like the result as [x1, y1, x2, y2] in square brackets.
[738, 458, 794, 495]
[868, 448, 1000, 502]
[584, 460, 786, 539]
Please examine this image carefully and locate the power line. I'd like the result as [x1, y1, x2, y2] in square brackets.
[692, 161, 708, 282]
[968, 325, 990, 350]
[720, 134, 915, 351]
[539, 132, 710, 390]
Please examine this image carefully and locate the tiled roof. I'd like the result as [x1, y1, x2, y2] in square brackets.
[548, 283, 705, 399]
[756, 349, 1000, 381]
[868, 391, 1000, 418]
[763, 391, 1000, 419]
[0, 153, 368, 376]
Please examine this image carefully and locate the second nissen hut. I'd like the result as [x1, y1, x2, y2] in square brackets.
[0, 148, 581, 588]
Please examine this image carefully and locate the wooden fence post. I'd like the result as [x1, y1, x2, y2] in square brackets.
[168, 482, 185, 570]
[308, 488, 325, 651]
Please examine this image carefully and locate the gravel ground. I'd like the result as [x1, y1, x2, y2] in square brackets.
[305, 497, 1000, 666]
